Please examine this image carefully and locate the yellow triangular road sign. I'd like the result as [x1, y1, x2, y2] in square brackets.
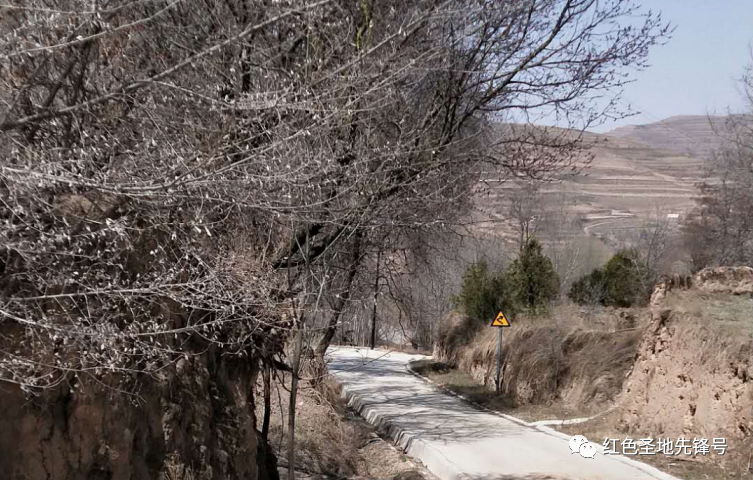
[491, 311, 511, 327]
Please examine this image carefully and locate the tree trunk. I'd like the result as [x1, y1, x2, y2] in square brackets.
[314, 233, 362, 359]
[262, 360, 271, 441]
[369, 248, 381, 349]
[287, 322, 304, 480]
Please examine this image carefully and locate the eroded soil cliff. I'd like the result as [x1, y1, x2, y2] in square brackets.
[0, 350, 278, 480]
[435, 267, 753, 468]
[619, 268, 753, 463]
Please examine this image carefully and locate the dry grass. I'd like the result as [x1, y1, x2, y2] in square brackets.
[263, 373, 364, 476]
[434, 305, 642, 410]
[258, 366, 417, 479]
[664, 291, 753, 337]
[558, 411, 753, 480]
[410, 359, 592, 422]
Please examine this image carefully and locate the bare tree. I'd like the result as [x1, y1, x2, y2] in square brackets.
[683, 128, 753, 268]
[681, 56, 753, 270]
[637, 206, 679, 284]
[508, 180, 542, 251]
[537, 189, 588, 293]
[613, 205, 678, 290]
[381, 228, 470, 349]
[0, 0, 669, 397]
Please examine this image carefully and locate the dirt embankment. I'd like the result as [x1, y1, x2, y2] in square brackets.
[435, 266, 753, 468]
[619, 267, 753, 453]
[0, 352, 278, 480]
[259, 372, 422, 480]
[434, 308, 642, 411]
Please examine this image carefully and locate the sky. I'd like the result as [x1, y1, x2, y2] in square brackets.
[590, 0, 753, 133]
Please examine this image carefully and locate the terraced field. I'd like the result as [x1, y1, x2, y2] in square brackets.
[609, 114, 728, 159]
[565, 133, 702, 223]
[474, 115, 723, 262]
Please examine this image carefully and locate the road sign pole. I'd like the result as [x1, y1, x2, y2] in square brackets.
[495, 327, 503, 395]
[491, 310, 510, 395]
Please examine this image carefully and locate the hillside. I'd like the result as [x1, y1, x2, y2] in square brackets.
[478, 125, 705, 229]
[607, 115, 727, 159]
[473, 116, 728, 269]
[559, 129, 702, 223]
[557, 116, 729, 233]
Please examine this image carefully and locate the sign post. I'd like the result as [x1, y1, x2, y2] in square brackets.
[491, 311, 511, 395]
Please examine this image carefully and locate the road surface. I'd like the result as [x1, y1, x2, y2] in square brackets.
[327, 347, 677, 480]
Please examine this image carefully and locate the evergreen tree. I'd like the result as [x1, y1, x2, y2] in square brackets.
[567, 268, 607, 306]
[504, 238, 560, 314]
[454, 260, 510, 323]
[603, 249, 649, 307]
[568, 249, 649, 308]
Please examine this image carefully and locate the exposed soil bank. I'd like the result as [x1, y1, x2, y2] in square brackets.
[619, 268, 753, 467]
[0, 350, 278, 480]
[435, 306, 641, 411]
[434, 267, 753, 472]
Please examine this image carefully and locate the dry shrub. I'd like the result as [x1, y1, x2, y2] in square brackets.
[260, 367, 370, 477]
[434, 311, 484, 366]
[436, 305, 643, 409]
[292, 409, 366, 476]
[316, 376, 346, 412]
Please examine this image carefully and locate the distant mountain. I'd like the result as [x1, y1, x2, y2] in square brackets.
[606, 115, 729, 160]
[475, 117, 722, 249]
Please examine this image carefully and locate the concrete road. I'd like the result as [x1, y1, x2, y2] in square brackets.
[327, 347, 677, 480]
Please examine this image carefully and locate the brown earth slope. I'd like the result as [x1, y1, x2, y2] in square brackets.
[475, 116, 727, 252]
[0, 353, 278, 480]
[619, 268, 753, 458]
[608, 115, 728, 160]
[434, 267, 753, 472]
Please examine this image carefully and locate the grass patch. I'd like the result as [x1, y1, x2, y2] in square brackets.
[558, 412, 752, 480]
[259, 369, 418, 478]
[410, 359, 513, 408]
[665, 291, 753, 337]
[410, 360, 594, 423]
